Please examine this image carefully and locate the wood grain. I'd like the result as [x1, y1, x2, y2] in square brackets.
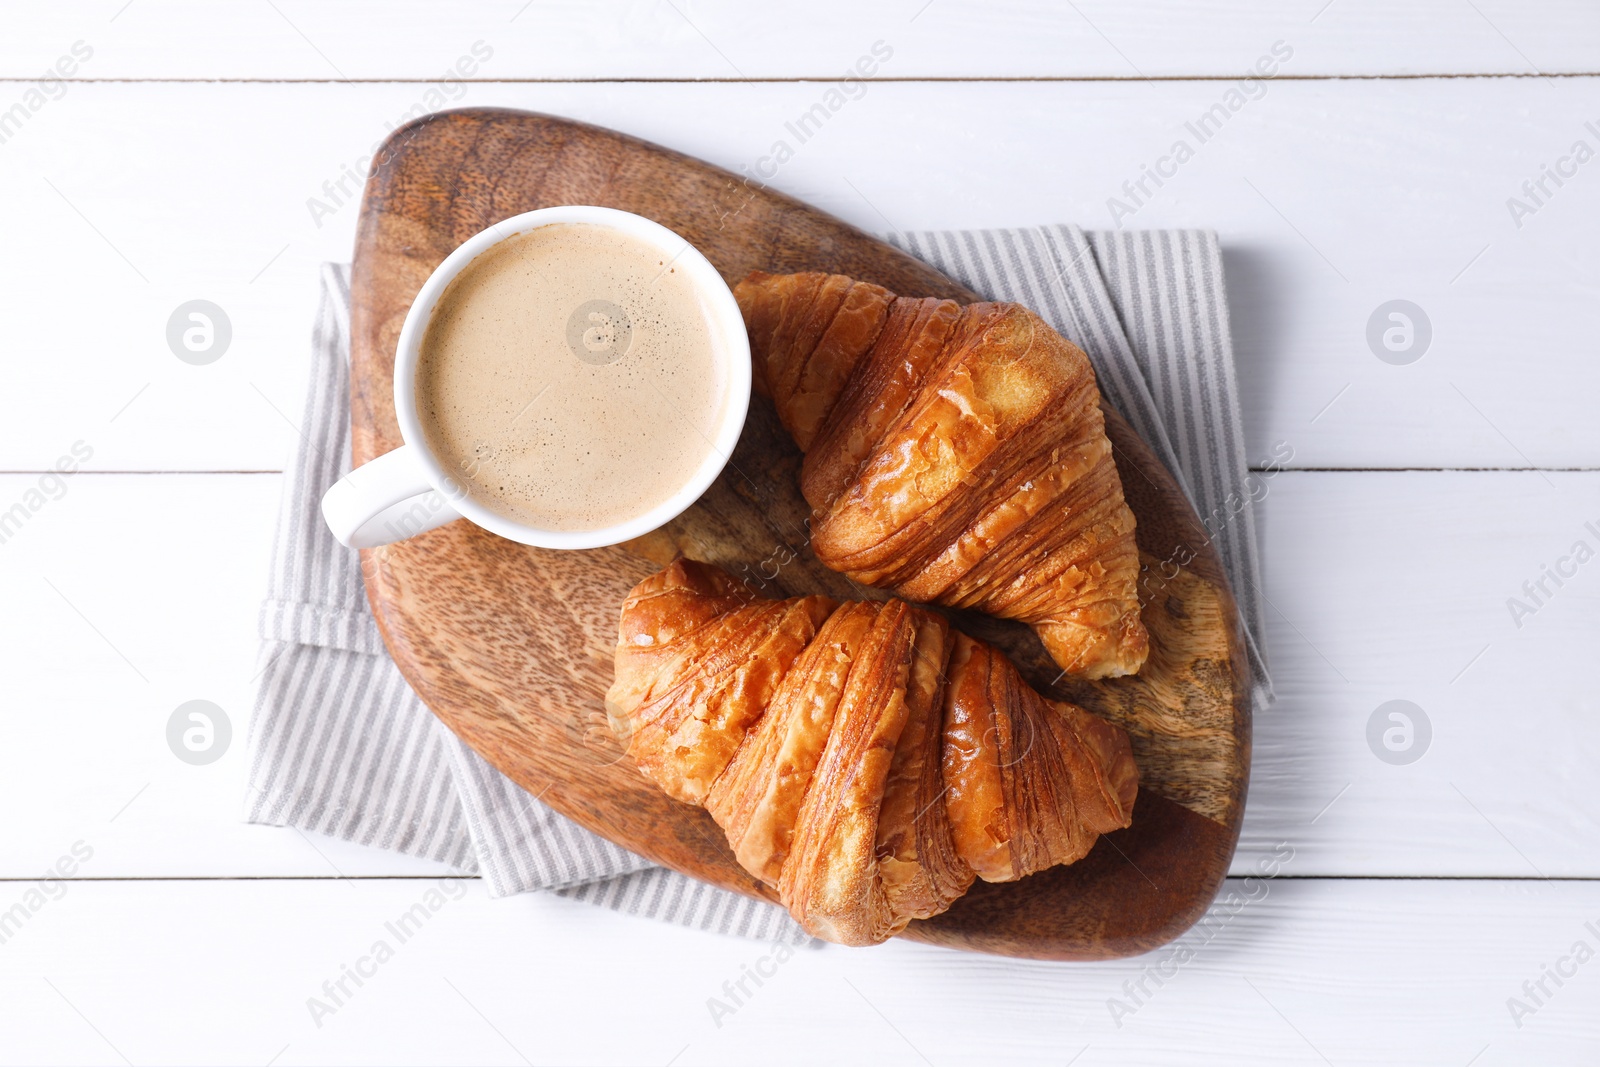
[349, 107, 1250, 958]
[16, 79, 1600, 473]
[8, 470, 1600, 883]
[15, 878, 1600, 1065]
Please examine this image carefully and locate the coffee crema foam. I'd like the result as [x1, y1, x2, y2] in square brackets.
[415, 223, 731, 532]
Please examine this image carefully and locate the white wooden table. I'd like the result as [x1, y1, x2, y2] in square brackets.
[2, 3, 1597, 1063]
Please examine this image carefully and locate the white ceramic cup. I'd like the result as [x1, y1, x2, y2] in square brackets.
[320, 206, 751, 550]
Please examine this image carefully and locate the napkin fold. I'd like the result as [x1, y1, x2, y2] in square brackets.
[244, 225, 1271, 941]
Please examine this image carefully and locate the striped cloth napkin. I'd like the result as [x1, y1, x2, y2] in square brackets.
[244, 225, 1271, 941]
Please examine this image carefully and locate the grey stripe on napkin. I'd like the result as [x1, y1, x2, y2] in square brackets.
[244, 227, 1271, 941]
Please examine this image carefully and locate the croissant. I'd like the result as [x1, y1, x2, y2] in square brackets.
[735, 271, 1149, 679]
[606, 558, 1139, 946]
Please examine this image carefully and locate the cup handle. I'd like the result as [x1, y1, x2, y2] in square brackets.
[320, 444, 462, 549]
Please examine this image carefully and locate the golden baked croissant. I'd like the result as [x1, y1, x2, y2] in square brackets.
[606, 558, 1139, 946]
[735, 270, 1149, 679]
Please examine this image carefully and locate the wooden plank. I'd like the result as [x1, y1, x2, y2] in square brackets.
[0, 877, 1594, 1063]
[3, 1, 1599, 80]
[0, 472, 453, 881]
[0, 470, 1593, 880]
[2, 79, 1597, 473]
[1244, 470, 1600, 877]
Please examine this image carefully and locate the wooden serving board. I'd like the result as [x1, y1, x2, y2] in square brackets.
[350, 108, 1251, 960]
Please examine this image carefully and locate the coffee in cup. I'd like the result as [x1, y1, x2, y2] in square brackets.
[415, 222, 734, 532]
[320, 206, 751, 551]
